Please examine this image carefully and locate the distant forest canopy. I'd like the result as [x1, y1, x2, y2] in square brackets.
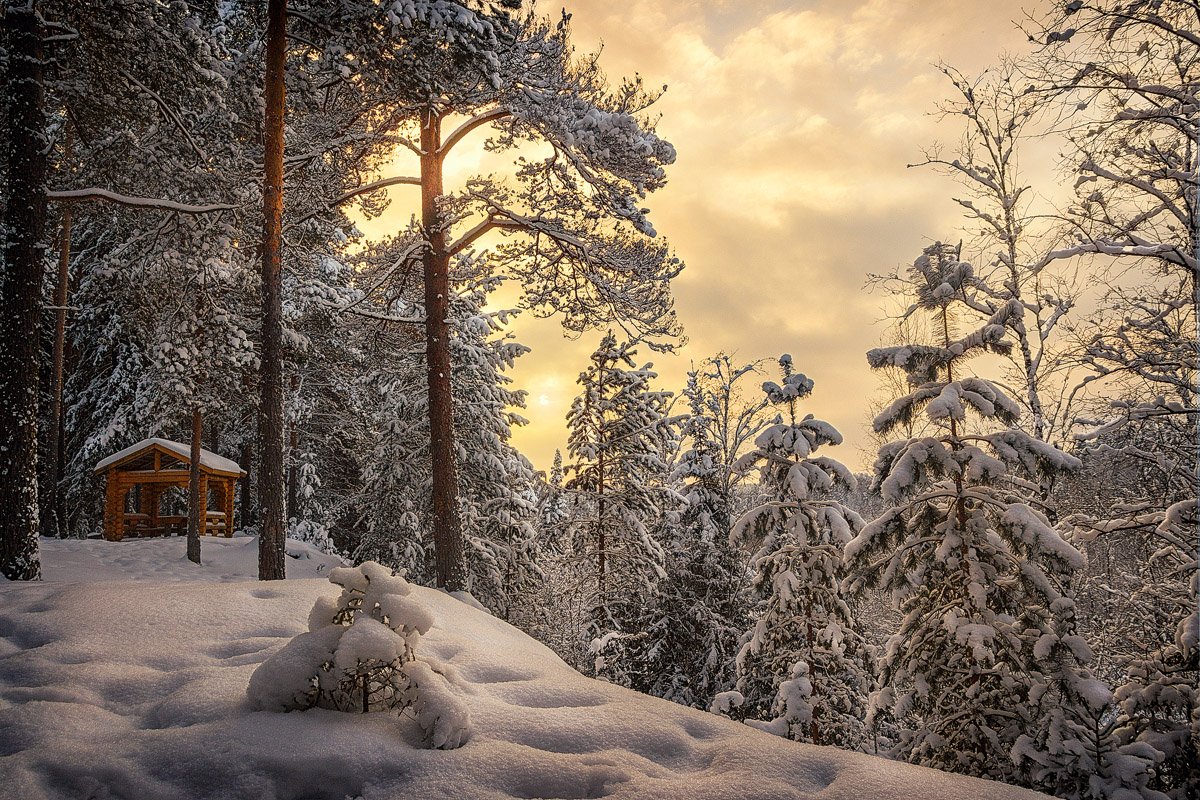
[0, 2, 1195, 799]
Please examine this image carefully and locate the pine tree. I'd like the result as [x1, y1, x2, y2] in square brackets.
[450, 273, 541, 616]
[538, 449, 571, 541]
[844, 243, 1086, 782]
[347, 5, 683, 590]
[0, 1, 48, 580]
[729, 356, 870, 749]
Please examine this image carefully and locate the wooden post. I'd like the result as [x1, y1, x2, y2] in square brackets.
[239, 440, 253, 527]
[187, 409, 202, 562]
[142, 484, 161, 534]
[199, 474, 210, 534]
[223, 478, 235, 537]
[103, 470, 121, 541]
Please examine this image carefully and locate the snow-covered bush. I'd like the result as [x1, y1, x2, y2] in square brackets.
[247, 561, 471, 749]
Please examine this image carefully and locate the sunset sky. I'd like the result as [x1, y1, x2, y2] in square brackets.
[370, 0, 1041, 473]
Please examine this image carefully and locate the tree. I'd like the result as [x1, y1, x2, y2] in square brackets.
[356, 6, 682, 590]
[1011, 595, 1162, 800]
[845, 243, 1086, 783]
[0, 0, 48, 580]
[340, 260, 540, 616]
[639, 356, 768, 708]
[446, 273, 541, 614]
[1027, 9, 1200, 793]
[258, 0, 287, 580]
[566, 332, 677, 683]
[729, 357, 870, 749]
[912, 61, 1083, 446]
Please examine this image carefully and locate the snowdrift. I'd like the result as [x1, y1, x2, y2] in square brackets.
[0, 538, 1048, 799]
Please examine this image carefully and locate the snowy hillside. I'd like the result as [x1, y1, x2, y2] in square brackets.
[0, 539, 1049, 800]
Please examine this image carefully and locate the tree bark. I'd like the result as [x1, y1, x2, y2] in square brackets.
[239, 439, 253, 528]
[595, 360, 607, 603]
[420, 109, 467, 590]
[257, 0, 287, 581]
[41, 127, 73, 540]
[187, 408, 202, 564]
[0, 3, 46, 581]
[286, 373, 298, 521]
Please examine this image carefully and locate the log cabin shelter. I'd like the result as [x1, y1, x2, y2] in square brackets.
[93, 438, 246, 542]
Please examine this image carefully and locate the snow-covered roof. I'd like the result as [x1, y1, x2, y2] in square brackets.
[93, 437, 245, 477]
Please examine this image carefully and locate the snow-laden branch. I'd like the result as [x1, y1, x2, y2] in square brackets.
[1039, 238, 1192, 271]
[46, 188, 236, 214]
[448, 207, 593, 257]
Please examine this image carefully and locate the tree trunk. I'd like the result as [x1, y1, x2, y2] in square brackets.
[596, 447, 606, 601]
[287, 427, 298, 522]
[420, 108, 466, 591]
[595, 358, 608, 602]
[257, 0, 287, 581]
[239, 440, 253, 528]
[42, 125, 73, 540]
[187, 408, 202, 564]
[0, 3, 47, 581]
[286, 373, 299, 522]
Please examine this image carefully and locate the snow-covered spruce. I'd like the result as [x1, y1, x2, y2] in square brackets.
[728, 356, 871, 749]
[1011, 596, 1164, 800]
[566, 333, 678, 685]
[1088, 497, 1199, 800]
[638, 358, 765, 708]
[247, 561, 470, 749]
[845, 244, 1087, 784]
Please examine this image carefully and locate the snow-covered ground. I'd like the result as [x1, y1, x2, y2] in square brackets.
[0, 537, 1049, 799]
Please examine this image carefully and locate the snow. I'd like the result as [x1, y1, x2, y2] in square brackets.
[0, 539, 1051, 800]
[93, 437, 246, 476]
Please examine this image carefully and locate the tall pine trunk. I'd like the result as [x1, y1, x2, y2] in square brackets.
[420, 109, 466, 590]
[257, 0, 287, 580]
[41, 128, 72, 540]
[0, 3, 47, 581]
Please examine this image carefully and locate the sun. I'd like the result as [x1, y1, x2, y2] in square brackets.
[537, 393, 551, 407]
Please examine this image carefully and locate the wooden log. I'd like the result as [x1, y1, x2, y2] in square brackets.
[223, 478, 235, 537]
[103, 471, 120, 541]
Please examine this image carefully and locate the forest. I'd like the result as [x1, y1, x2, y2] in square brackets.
[0, 1, 1196, 799]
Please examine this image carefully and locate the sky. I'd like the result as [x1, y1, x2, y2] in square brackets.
[370, 0, 1043, 473]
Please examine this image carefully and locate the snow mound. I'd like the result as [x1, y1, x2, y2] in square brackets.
[0, 543, 1050, 799]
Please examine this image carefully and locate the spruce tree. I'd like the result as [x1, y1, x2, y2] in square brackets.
[639, 359, 765, 708]
[566, 333, 677, 684]
[730, 356, 870, 748]
[845, 243, 1086, 782]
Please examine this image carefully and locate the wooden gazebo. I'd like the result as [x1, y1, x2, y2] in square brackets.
[94, 438, 246, 541]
